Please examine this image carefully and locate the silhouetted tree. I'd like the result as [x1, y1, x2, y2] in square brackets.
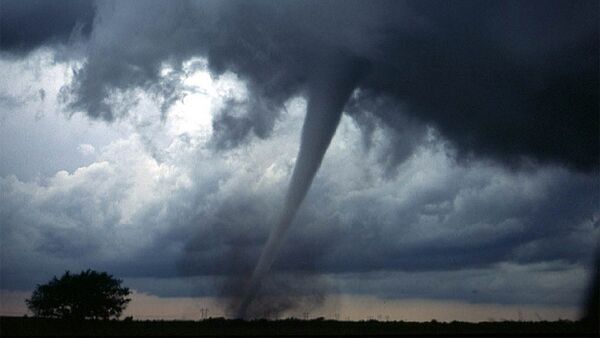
[25, 270, 131, 320]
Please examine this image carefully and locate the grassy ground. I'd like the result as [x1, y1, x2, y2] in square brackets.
[1, 316, 597, 337]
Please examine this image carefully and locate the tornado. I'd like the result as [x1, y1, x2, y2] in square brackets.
[235, 54, 367, 318]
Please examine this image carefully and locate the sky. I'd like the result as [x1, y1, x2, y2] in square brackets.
[0, 0, 598, 321]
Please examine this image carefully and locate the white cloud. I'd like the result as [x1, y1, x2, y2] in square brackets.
[77, 143, 96, 156]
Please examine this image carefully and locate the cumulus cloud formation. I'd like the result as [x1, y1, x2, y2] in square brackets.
[0, 0, 598, 320]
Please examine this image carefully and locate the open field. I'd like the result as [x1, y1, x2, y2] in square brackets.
[1, 316, 597, 337]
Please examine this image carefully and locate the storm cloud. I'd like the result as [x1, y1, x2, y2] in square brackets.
[2, 0, 597, 170]
[0, 0, 95, 54]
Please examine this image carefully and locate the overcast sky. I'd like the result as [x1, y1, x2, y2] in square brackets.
[0, 0, 598, 321]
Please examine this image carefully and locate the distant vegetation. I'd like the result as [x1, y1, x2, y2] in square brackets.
[1, 316, 597, 337]
[25, 270, 131, 320]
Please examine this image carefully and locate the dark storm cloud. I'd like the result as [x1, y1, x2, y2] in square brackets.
[0, 0, 95, 54]
[210, 97, 281, 150]
[345, 94, 430, 176]
[357, 0, 598, 172]
[4, 0, 593, 169]
[32, 0, 596, 171]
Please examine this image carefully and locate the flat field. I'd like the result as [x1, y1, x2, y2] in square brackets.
[1, 316, 597, 337]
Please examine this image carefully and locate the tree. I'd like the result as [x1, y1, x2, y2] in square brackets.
[25, 269, 131, 320]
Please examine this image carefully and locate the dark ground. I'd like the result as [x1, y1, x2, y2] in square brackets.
[1, 316, 598, 337]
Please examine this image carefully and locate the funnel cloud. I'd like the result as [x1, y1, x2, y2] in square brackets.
[234, 53, 368, 317]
